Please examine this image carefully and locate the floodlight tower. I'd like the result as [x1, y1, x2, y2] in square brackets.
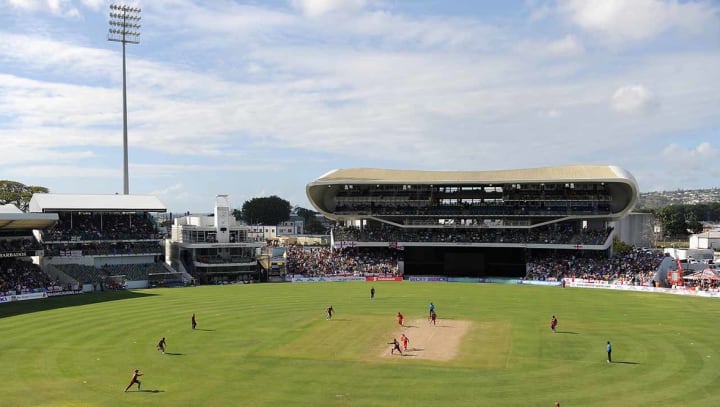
[108, 4, 141, 195]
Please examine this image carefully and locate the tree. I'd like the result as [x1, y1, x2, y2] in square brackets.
[685, 211, 704, 234]
[0, 180, 49, 212]
[612, 236, 633, 255]
[655, 205, 688, 239]
[240, 196, 291, 226]
[295, 206, 328, 234]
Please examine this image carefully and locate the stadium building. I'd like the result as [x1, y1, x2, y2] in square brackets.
[1, 204, 58, 259]
[306, 165, 638, 278]
[167, 195, 264, 284]
[28, 193, 175, 290]
[1, 204, 59, 297]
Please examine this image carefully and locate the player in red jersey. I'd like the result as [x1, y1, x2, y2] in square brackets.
[326, 305, 334, 320]
[124, 369, 143, 392]
[551, 315, 558, 333]
[191, 313, 197, 330]
[400, 334, 409, 351]
[397, 312, 404, 326]
[430, 310, 437, 325]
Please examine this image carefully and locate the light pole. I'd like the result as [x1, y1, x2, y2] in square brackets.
[108, 4, 141, 195]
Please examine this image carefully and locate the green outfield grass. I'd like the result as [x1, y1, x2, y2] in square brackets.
[2, 283, 720, 406]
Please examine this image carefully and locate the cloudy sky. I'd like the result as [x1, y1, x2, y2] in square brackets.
[1, 0, 719, 213]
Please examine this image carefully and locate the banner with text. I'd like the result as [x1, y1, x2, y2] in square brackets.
[365, 276, 403, 282]
[286, 275, 366, 283]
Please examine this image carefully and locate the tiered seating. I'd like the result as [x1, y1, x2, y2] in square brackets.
[0, 237, 42, 253]
[525, 248, 664, 284]
[1, 258, 54, 295]
[45, 241, 161, 256]
[55, 263, 168, 283]
[334, 224, 612, 245]
[286, 245, 397, 276]
[44, 213, 159, 241]
[100, 263, 167, 281]
[54, 264, 102, 284]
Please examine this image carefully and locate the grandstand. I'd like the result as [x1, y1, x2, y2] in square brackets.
[306, 165, 638, 277]
[0, 204, 59, 296]
[167, 195, 263, 284]
[28, 194, 174, 289]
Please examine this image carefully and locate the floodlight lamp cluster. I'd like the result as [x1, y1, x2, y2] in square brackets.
[110, 12, 141, 20]
[109, 29, 141, 36]
[109, 21, 141, 29]
[108, 4, 142, 43]
[110, 4, 141, 12]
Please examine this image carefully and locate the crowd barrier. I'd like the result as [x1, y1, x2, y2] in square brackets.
[408, 276, 448, 282]
[0, 288, 83, 304]
[284, 275, 564, 285]
[285, 275, 403, 282]
[563, 278, 720, 298]
[285, 275, 366, 283]
[406, 276, 561, 286]
[366, 276, 402, 282]
[0, 292, 48, 303]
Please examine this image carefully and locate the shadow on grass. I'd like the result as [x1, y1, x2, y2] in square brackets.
[137, 389, 164, 393]
[555, 331, 579, 335]
[613, 361, 640, 365]
[193, 328, 216, 331]
[165, 352, 184, 356]
[0, 290, 157, 319]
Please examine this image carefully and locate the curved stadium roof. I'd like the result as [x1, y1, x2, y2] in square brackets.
[306, 165, 639, 221]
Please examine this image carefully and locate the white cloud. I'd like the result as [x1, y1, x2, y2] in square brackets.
[246, 63, 264, 74]
[149, 183, 189, 202]
[537, 109, 562, 118]
[336, 11, 502, 51]
[149, 1, 294, 37]
[558, 0, 720, 44]
[610, 85, 658, 115]
[1, 1, 720, 207]
[662, 142, 720, 161]
[0, 145, 96, 165]
[6, 165, 119, 178]
[658, 142, 720, 180]
[132, 164, 280, 178]
[0, 34, 117, 78]
[516, 34, 585, 58]
[545, 35, 584, 56]
[79, 0, 104, 10]
[290, 0, 368, 17]
[0, 0, 104, 17]
[528, 2, 553, 22]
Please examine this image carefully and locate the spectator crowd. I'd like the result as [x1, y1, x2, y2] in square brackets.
[44, 241, 162, 257]
[285, 245, 398, 277]
[0, 237, 42, 253]
[44, 213, 161, 241]
[334, 224, 610, 246]
[0, 258, 55, 296]
[525, 248, 664, 285]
